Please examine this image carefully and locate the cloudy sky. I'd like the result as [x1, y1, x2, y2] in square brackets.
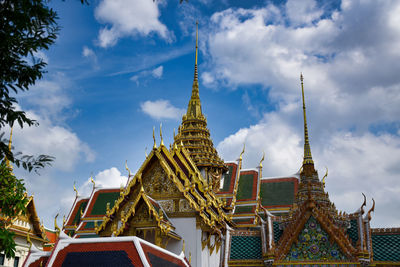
[9, 0, 400, 228]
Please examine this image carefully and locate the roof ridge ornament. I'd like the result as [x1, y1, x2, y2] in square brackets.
[73, 181, 78, 198]
[239, 143, 245, 161]
[153, 126, 157, 149]
[160, 123, 164, 147]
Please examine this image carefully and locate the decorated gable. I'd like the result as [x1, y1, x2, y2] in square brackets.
[285, 216, 346, 261]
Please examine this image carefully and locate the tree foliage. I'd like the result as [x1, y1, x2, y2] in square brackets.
[0, 162, 28, 258]
[0, 0, 58, 172]
[0, 0, 61, 258]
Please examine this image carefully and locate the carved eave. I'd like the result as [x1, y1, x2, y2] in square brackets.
[97, 186, 180, 241]
[7, 195, 47, 242]
[274, 199, 357, 262]
[97, 144, 231, 238]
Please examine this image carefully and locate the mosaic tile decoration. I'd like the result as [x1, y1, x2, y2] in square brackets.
[285, 216, 346, 261]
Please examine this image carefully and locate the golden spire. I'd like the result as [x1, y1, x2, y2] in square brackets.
[259, 151, 265, 168]
[73, 182, 78, 198]
[300, 73, 315, 172]
[90, 174, 95, 190]
[186, 21, 202, 118]
[239, 143, 245, 161]
[153, 126, 157, 149]
[54, 214, 60, 237]
[5, 127, 13, 170]
[160, 123, 164, 147]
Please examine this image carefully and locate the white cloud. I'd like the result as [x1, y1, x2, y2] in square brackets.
[78, 167, 128, 198]
[18, 72, 73, 122]
[95, 0, 170, 48]
[130, 65, 164, 85]
[140, 99, 185, 120]
[151, 65, 163, 79]
[82, 46, 98, 65]
[12, 109, 95, 172]
[285, 0, 323, 26]
[209, 0, 400, 227]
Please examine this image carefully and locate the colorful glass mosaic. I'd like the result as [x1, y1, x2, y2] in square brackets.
[285, 216, 347, 261]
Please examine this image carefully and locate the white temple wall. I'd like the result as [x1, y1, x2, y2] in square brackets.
[169, 217, 200, 263]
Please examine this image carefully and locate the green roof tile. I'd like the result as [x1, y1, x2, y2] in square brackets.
[90, 191, 120, 215]
[372, 233, 400, 261]
[230, 235, 262, 260]
[237, 173, 256, 200]
[221, 165, 235, 192]
[260, 181, 294, 206]
[235, 205, 255, 214]
[72, 201, 88, 225]
[346, 219, 358, 246]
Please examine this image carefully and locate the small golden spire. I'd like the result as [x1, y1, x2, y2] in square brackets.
[153, 127, 157, 149]
[5, 127, 13, 170]
[125, 160, 132, 178]
[239, 143, 245, 161]
[259, 151, 265, 168]
[300, 73, 315, 171]
[90, 174, 95, 190]
[62, 215, 66, 228]
[73, 182, 78, 198]
[182, 240, 186, 254]
[173, 128, 176, 139]
[145, 147, 148, 158]
[160, 123, 164, 147]
[368, 198, 375, 221]
[322, 167, 328, 188]
[54, 214, 60, 236]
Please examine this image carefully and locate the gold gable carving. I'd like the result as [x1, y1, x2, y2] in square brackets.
[142, 161, 180, 198]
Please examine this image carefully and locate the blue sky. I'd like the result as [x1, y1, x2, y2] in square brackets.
[10, 0, 400, 228]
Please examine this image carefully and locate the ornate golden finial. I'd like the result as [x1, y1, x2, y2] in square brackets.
[195, 21, 198, 67]
[259, 151, 265, 168]
[125, 160, 132, 178]
[300, 73, 315, 171]
[173, 128, 176, 139]
[55, 214, 60, 236]
[160, 123, 164, 147]
[26, 230, 32, 249]
[189, 252, 192, 264]
[239, 143, 245, 161]
[368, 198, 375, 221]
[62, 215, 66, 228]
[90, 174, 95, 190]
[5, 127, 13, 170]
[186, 21, 202, 118]
[322, 167, 328, 188]
[182, 240, 186, 254]
[73, 182, 78, 198]
[153, 127, 157, 149]
[145, 147, 148, 158]
[361, 193, 367, 215]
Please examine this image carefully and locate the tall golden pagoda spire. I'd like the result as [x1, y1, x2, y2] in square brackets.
[174, 22, 227, 191]
[300, 73, 315, 175]
[186, 21, 202, 118]
[5, 127, 13, 171]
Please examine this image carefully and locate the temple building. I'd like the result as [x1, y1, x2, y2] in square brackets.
[22, 25, 400, 267]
